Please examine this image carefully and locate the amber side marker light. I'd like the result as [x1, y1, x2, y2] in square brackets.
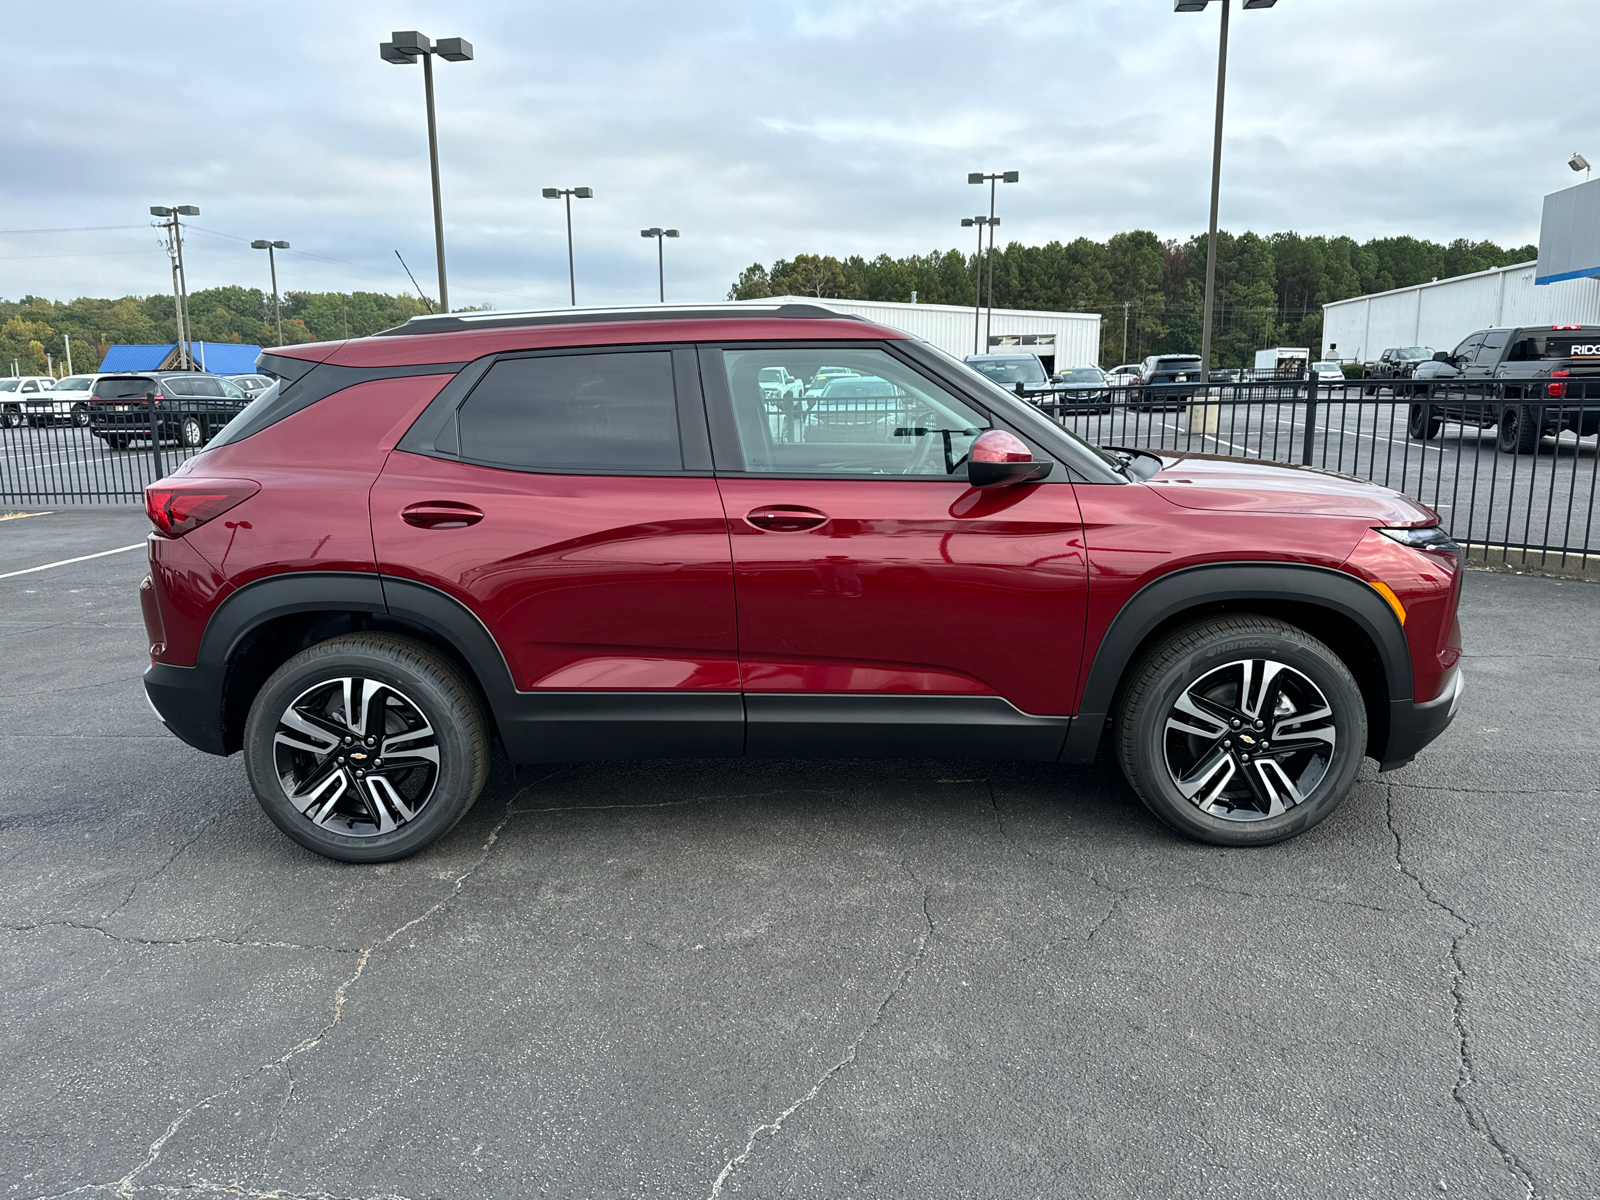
[1368, 580, 1407, 625]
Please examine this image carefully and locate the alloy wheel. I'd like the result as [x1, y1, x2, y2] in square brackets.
[1162, 658, 1337, 821]
[181, 415, 205, 447]
[272, 676, 441, 836]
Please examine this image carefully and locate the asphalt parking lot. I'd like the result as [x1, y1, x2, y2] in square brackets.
[3, 507, 1597, 1199]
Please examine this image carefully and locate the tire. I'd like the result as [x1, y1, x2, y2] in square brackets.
[180, 414, 206, 447]
[1, 408, 20, 428]
[1496, 405, 1541, 455]
[1407, 404, 1442, 440]
[242, 634, 490, 863]
[106, 433, 129, 450]
[1114, 616, 1367, 847]
[72, 404, 90, 427]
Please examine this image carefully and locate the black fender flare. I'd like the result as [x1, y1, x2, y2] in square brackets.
[1060, 562, 1411, 763]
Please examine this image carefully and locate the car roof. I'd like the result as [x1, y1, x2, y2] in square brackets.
[267, 303, 901, 370]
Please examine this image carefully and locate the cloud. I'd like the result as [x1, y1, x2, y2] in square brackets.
[0, 0, 1589, 311]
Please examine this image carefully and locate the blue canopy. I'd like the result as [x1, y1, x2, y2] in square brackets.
[97, 342, 264, 374]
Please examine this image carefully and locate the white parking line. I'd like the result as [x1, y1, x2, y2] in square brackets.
[0, 543, 145, 580]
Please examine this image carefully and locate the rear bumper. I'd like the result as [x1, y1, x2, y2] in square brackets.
[1379, 666, 1463, 772]
[144, 660, 229, 756]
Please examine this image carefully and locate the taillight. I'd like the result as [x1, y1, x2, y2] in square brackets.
[1548, 369, 1569, 399]
[144, 479, 259, 538]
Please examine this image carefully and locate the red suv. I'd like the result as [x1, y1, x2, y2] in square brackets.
[139, 304, 1464, 862]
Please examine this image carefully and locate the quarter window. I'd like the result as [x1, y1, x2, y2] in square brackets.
[458, 351, 682, 472]
[720, 347, 991, 476]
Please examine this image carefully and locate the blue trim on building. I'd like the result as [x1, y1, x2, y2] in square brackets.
[1534, 265, 1600, 285]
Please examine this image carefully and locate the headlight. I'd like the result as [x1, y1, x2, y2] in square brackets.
[1378, 526, 1461, 556]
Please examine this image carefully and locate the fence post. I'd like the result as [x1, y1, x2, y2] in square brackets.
[147, 391, 165, 481]
[1300, 376, 1317, 466]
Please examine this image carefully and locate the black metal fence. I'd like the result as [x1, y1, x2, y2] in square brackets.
[2, 379, 1595, 572]
[1032, 379, 1598, 571]
[0, 398, 244, 507]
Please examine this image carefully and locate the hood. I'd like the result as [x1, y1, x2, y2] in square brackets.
[1141, 451, 1438, 524]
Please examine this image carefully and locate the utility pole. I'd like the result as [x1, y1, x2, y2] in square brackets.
[960, 215, 994, 356]
[968, 170, 1018, 353]
[640, 228, 680, 302]
[64, 333, 72, 375]
[543, 187, 594, 305]
[251, 240, 290, 345]
[1122, 301, 1131, 362]
[151, 206, 199, 368]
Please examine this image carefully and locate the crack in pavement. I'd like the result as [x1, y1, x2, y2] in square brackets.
[1385, 783, 1537, 1199]
[23, 769, 567, 1200]
[103, 817, 218, 923]
[704, 859, 936, 1198]
[1, 921, 359, 954]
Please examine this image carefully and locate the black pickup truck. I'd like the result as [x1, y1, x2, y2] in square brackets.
[1360, 345, 1432, 394]
[1406, 325, 1600, 452]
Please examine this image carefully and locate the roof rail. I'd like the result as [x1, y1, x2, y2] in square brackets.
[374, 301, 866, 337]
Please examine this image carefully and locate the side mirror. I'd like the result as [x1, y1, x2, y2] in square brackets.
[967, 429, 1053, 489]
[1432, 350, 1452, 363]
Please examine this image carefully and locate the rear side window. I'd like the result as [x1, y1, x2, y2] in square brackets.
[93, 377, 157, 399]
[458, 351, 682, 472]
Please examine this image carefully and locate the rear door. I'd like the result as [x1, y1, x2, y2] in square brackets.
[703, 342, 1086, 759]
[371, 344, 741, 760]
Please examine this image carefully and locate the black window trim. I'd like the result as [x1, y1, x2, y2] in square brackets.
[396, 342, 715, 477]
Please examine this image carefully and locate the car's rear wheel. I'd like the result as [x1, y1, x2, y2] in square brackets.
[71, 404, 90, 427]
[243, 634, 490, 863]
[1115, 616, 1367, 846]
[1497, 405, 1541, 454]
[1407, 404, 1442, 440]
[1, 408, 20, 428]
[180, 414, 206, 447]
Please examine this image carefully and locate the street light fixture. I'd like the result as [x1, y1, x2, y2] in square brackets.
[1174, 0, 1279, 381]
[379, 30, 474, 313]
[251, 240, 291, 346]
[960, 215, 999, 356]
[543, 187, 594, 305]
[968, 170, 1019, 350]
[1570, 152, 1591, 179]
[640, 227, 680, 303]
[151, 205, 200, 369]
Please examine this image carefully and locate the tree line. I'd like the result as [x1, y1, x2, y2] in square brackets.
[0, 288, 438, 376]
[729, 230, 1537, 366]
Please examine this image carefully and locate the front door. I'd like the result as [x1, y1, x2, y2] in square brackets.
[703, 343, 1088, 759]
[372, 345, 741, 760]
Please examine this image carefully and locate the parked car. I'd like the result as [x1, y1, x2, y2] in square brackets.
[1208, 368, 1242, 385]
[1361, 346, 1433, 395]
[1133, 354, 1205, 409]
[1105, 364, 1142, 388]
[88, 372, 252, 450]
[963, 353, 1052, 393]
[1049, 366, 1115, 414]
[1311, 361, 1345, 385]
[1408, 324, 1600, 452]
[139, 302, 1463, 863]
[33, 374, 104, 426]
[0, 376, 60, 427]
[226, 373, 278, 399]
[803, 365, 857, 395]
[757, 366, 803, 400]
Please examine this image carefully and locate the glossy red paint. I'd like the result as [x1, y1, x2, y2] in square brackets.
[178, 375, 453, 588]
[717, 477, 1087, 715]
[269, 317, 905, 371]
[1146, 452, 1438, 524]
[143, 533, 233, 667]
[1341, 529, 1462, 702]
[372, 452, 740, 691]
[1074, 479, 1375, 709]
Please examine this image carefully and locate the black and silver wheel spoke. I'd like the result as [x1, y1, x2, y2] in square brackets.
[272, 676, 440, 838]
[1162, 658, 1338, 823]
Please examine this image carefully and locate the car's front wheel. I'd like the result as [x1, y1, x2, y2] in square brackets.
[243, 634, 490, 863]
[1407, 404, 1442, 440]
[1115, 616, 1367, 846]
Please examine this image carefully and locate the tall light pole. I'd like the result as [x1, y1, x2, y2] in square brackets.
[1174, 0, 1278, 378]
[250, 240, 290, 346]
[968, 170, 1019, 350]
[960, 215, 998, 356]
[543, 187, 593, 305]
[380, 30, 474, 314]
[640, 227, 679, 302]
[151, 205, 198, 369]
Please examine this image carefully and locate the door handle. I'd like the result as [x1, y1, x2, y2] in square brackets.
[401, 500, 484, 529]
[744, 505, 829, 533]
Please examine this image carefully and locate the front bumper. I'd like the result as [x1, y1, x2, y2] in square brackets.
[144, 660, 229, 755]
[1379, 665, 1463, 771]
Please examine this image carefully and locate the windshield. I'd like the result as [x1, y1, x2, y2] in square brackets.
[967, 357, 1047, 385]
[1060, 368, 1104, 383]
[1313, 362, 1340, 371]
[1397, 347, 1431, 360]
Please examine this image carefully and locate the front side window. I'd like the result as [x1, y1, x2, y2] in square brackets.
[1452, 333, 1485, 360]
[721, 347, 990, 476]
[458, 351, 681, 472]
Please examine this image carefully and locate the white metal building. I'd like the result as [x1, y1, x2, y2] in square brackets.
[745, 296, 1103, 372]
[1321, 262, 1600, 363]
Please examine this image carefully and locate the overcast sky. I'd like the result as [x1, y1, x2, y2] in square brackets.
[2, 0, 1592, 312]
